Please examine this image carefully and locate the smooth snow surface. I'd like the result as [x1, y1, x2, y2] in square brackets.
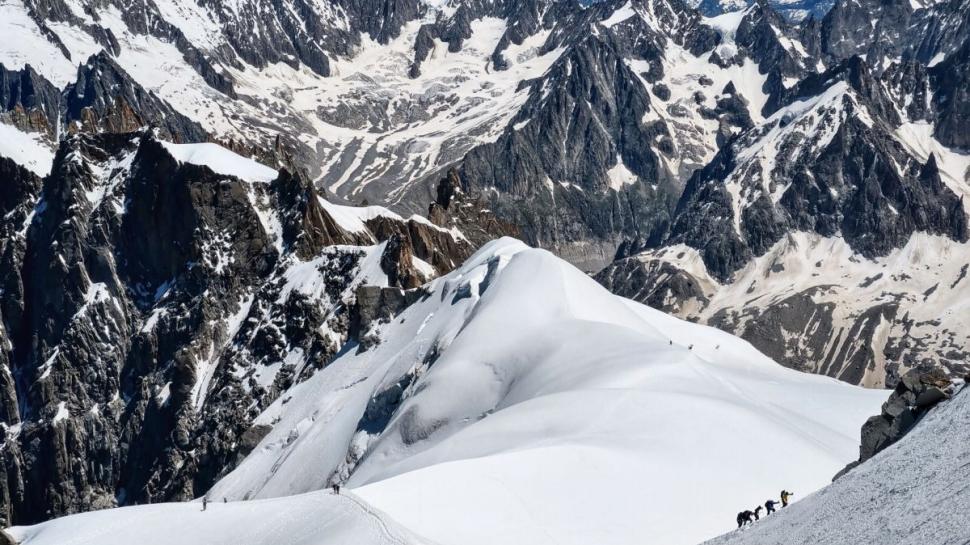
[159, 141, 278, 182]
[204, 238, 883, 545]
[0, 123, 55, 176]
[9, 490, 432, 545]
[318, 198, 405, 235]
[705, 384, 970, 545]
[0, 0, 81, 87]
[7, 239, 884, 545]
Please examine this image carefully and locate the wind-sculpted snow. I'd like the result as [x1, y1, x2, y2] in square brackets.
[2, 0, 970, 536]
[704, 383, 970, 545]
[206, 238, 884, 545]
[0, 129, 485, 524]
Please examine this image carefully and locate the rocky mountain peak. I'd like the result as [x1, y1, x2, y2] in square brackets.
[0, 125, 513, 524]
[1, 0, 969, 530]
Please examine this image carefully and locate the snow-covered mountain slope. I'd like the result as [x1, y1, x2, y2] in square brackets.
[0, 122, 54, 177]
[704, 382, 970, 545]
[821, 0, 970, 76]
[603, 232, 970, 387]
[694, 0, 832, 22]
[0, 129, 505, 524]
[2, 0, 967, 270]
[2, 0, 970, 532]
[202, 238, 885, 545]
[0, 0, 823, 270]
[0, 0, 574, 198]
[597, 52, 970, 387]
[665, 56, 966, 280]
[8, 490, 433, 545]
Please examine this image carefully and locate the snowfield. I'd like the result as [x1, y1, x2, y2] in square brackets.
[0, 122, 55, 177]
[26, 239, 885, 545]
[9, 490, 432, 545]
[8, 239, 885, 545]
[633, 232, 970, 387]
[11, 238, 885, 545]
[705, 383, 970, 545]
[159, 141, 279, 183]
[0, 0, 836, 211]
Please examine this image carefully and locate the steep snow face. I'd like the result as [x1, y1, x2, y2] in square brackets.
[159, 141, 278, 183]
[8, 490, 433, 545]
[704, 383, 970, 545]
[208, 238, 884, 545]
[0, 128, 484, 525]
[894, 121, 970, 213]
[0, 1, 83, 87]
[0, 122, 56, 176]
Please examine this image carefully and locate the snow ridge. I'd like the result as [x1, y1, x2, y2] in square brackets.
[204, 238, 883, 545]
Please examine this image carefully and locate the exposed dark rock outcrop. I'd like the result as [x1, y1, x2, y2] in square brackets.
[3, 0, 970, 527]
[819, 0, 970, 72]
[662, 57, 967, 282]
[427, 169, 520, 249]
[0, 64, 61, 140]
[458, 29, 679, 270]
[1, 54, 207, 147]
[929, 37, 970, 149]
[64, 53, 207, 143]
[595, 48, 970, 386]
[594, 256, 708, 315]
[835, 366, 955, 479]
[0, 129, 499, 525]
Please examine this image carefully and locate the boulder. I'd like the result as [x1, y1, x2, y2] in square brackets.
[837, 365, 955, 479]
[915, 387, 948, 409]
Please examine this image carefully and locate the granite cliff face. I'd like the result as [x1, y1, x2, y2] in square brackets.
[1, 0, 836, 271]
[597, 56, 970, 384]
[0, 129, 500, 525]
[3, 0, 967, 270]
[596, 0, 970, 387]
[1, 0, 969, 527]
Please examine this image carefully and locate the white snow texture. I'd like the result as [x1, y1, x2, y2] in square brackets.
[11, 239, 885, 545]
[705, 383, 970, 545]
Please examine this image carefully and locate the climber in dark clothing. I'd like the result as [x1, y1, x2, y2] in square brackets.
[202, 497, 208, 511]
[781, 490, 794, 507]
[332, 484, 341, 495]
[765, 499, 779, 514]
[736, 510, 754, 528]
[753, 505, 763, 520]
